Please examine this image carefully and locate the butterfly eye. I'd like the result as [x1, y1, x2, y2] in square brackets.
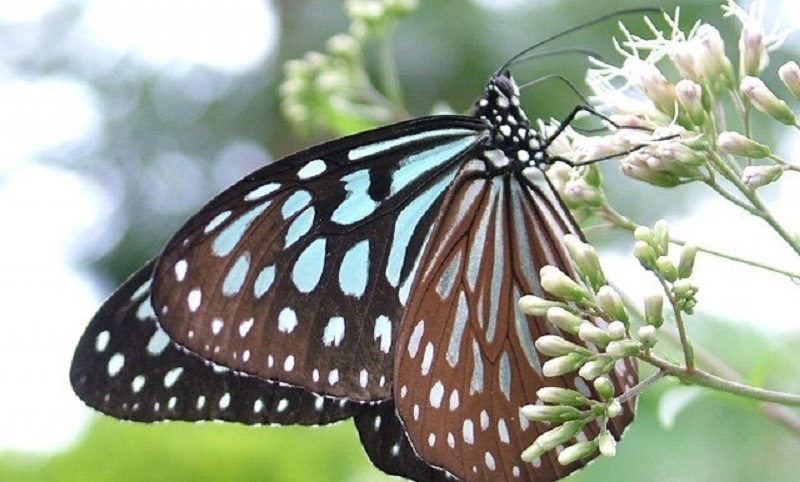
[71, 73, 636, 481]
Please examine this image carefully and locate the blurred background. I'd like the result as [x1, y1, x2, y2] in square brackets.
[2, 0, 800, 480]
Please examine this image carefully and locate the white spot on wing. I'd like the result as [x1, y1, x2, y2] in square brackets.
[174, 259, 188, 281]
[278, 308, 298, 333]
[95, 331, 110, 352]
[322, 317, 345, 347]
[187, 289, 202, 312]
[239, 318, 254, 337]
[374, 316, 392, 354]
[107, 353, 125, 376]
[297, 159, 327, 179]
[429, 380, 444, 408]
[408, 320, 425, 358]
[421, 342, 434, 375]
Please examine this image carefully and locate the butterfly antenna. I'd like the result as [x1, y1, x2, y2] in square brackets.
[505, 47, 603, 70]
[495, 7, 662, 75]
[519, 74, 592, 105]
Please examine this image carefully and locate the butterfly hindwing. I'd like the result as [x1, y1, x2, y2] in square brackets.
[354, 400, 453, 482]
[70, 260, 359, 425]
[392, 160, 638, 481]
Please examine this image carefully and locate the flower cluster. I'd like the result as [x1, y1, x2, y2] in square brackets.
[542, 1, 798, 206]
[633, 220, 699, 315]
[280, 0, 418, 135]
[517, 234, 664, 466]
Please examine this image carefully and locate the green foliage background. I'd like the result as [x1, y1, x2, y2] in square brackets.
[3, 0, 800, 480]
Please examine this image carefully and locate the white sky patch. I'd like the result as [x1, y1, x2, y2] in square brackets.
[0, 0, 59, 23]
[0, 166, 112, 453]
[0, 77, 100, 171]
[79, 0, 277, 72]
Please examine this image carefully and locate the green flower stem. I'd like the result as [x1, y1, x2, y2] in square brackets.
[657, 326, 800, 436]
[594, 205, 800, 281]
[703, 178, 760, 215]
[667, 235, 800, 281]
[640, 351, 800, 407]
[658, 276, 695, 369]
[616, 370, 666, 405]
[737, 185, 800, 258]
[770, 154, 800, 173]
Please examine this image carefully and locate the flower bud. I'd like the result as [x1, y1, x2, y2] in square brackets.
[326, 34, 359, 59]
[535, 335, 592, 358]
[742, 165, 784, 190]
[620, 155, 683, 187]
[638, 325, 658, 348]
[678, 244, 699, 278]
[605, 339, 641, 359]
[634, 240, 658, 270]
[653, 220, 670, 256]
[578, 322, 612, 347]
[607, 321, 627, 341]
[741, 76, 797, 126]
[694, 24, 736, 92]
[346, 0, 385, 22]
[595, 286, 628, 324]
[546, 307, 584, 334]
[624, 57, 678, 116]
[676, 79, 706, 126]
[520, 404, 581, 423]
[739, 19, 766, 77]
[537, 387, 590, 407]
[563, 179, 604, 208]
[557, 441, 598, 466]
[593, 376, 615, 401]
[606, 399, 623, 418]
[634, 226, 655, 246]
[644, 294, 665, 328]
[535, 420, 585, 451]
[673, 279, 699, 314]
[542, 352, 587, 377]
[578, 355, 615, 380]
[779, 61, 800, 100]
[564, 235, 605, 290]
[521, 441, 546, 463]
[540, 266, 592, 304]
[668, 41, 701, 82]
[656, 256, 678, 282]
[718, 131, 771, 158]
[598, 429, 617, 457]
[519, 295, 562, 317]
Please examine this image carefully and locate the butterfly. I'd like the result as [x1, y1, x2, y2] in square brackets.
[70, 69, 638, 481]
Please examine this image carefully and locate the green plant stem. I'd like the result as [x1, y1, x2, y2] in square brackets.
[658, 277, 695, 369]
[617, 370, 665, 405]
[668, 235, 800, 280]
[639, 352, 800, 407]
[707, 151, 800, 257]
[657, 326, 800, 437]
[704, 178, 760, 214]
[597, 204, 800, 280]
[738, 184, 800, 257]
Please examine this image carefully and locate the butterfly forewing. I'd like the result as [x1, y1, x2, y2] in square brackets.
[392, 159, 637, 481]
[70, 261, 359, 425]
[149, 118, 488, 402]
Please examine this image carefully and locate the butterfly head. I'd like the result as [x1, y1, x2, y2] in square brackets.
[474, 74, 548, 174]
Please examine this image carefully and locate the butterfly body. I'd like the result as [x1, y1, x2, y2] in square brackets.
[71, 74, 637, 481]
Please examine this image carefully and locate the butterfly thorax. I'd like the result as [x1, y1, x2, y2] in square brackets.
[473, 74, 548, 176]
